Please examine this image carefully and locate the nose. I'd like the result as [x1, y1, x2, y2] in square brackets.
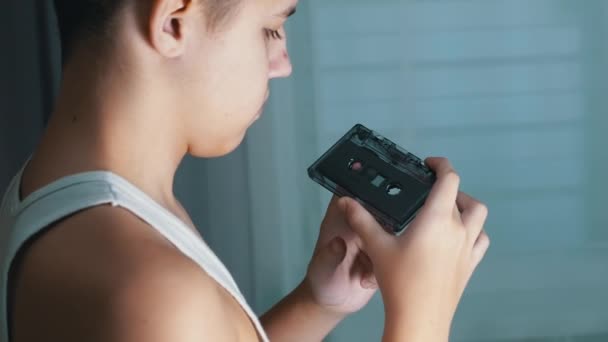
[269, 50, 292, 79]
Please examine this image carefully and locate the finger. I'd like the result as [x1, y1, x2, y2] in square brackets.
[457, 192, 489, 225]
[324, 195, 342, 214]
[357, 251, 373, 273]
[340, 197, 392, 253]
[456, 192, 488, 240]
[310, 237, 347, 282]
[423, 157, 461, 216]
[361, 272, 378, 290]
[452, 203, 463, 224]
[471, 230, 490, 268]
[356, 252, 378, 289]
[328, 195, 341, 207]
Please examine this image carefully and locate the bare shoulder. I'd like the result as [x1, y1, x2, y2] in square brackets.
[97, 246, 239, 342]
[12, 205, 240, 342]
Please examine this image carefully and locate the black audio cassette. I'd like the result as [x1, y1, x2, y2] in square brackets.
[308, 124, 436, 234]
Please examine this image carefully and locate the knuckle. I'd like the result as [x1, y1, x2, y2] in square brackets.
[444, 170, 461, 185]
[471, 233, 491, 265]
[436, 157, 450, 167]
[345, 206, 362, 225]
[476, 203, 489, 218]
[350, 210, 367, 226]
[347, 205, 377, 232]
[437, 156, 449, 163]
[479, 231, 491, 247]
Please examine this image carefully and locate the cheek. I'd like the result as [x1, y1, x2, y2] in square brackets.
[186, 33, 271, 125]
[228, 39, 271, 101]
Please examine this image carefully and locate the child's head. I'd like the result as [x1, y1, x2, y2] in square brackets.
[53, 0, 295, 157]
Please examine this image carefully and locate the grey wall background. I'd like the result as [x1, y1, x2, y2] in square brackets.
[297, 1, 608, 341]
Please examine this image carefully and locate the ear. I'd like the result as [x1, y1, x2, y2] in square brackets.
[148, 0, 195, 58]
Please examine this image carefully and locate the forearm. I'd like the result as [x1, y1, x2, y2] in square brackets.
[260, 281, 345, 342]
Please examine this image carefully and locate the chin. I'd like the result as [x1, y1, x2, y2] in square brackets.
[188, 132, 247, 158]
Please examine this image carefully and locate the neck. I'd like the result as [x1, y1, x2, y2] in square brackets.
[29, 52, 188, 208]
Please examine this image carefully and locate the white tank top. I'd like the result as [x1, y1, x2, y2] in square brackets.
[0, 165, 269, 342]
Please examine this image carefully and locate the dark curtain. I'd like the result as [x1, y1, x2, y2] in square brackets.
[0, 0, 60, 190]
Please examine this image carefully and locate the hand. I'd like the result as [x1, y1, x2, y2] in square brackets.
[341, 157, 490, 339]
[304, 195, 379, 316]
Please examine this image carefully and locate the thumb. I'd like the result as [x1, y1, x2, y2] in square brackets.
[340, 197, 391, 252]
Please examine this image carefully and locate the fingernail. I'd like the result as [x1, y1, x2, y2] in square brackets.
[361, 279, 377, 289]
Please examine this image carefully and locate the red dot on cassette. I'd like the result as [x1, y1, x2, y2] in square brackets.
[350, 161, 363, 172]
